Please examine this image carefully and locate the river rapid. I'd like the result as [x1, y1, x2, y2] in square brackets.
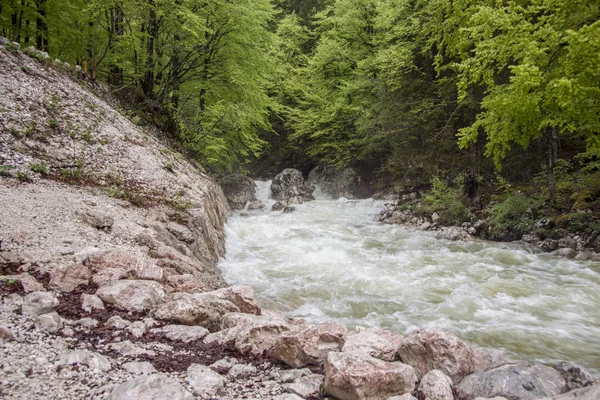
[218, 181, 600, 375]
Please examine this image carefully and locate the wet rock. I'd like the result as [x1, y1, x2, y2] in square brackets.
[474, 348, 508, 372]
[397, 329, 475, 383]
[187, 364, 225, 396]
[436, 227, 475, 241]
[283, 205, 295, 213]
[552, 248, 577, 259]
[417, 370, 454, 400]
[107, 374, 193, 400]
[535, 218, 555, 230]
[324, 351, 417, 400]
[272, 322, 347, 367]
[82, 210, 114, 231]
[343, 327, 403, 362]
[122, 361, 157, 375]
[456, 363, 566, 400]
[49, 263, 91, 292]
[81, 294, 105, 312]
[21, 291, 59, 317]
[209, 357, 238, 374]
[271, 168, 315, 204]
[247, 199, 265, 210]
[540, 238, 559, 252]
[553, 361, 597, 391]
[35, 311, 63, 333]
[272, 201, 286, 211]
[220, 174, 257, 210]
[150, 324, 208, 343]
[307, 165, 359, 199]
[96, 280, 166, 313]
[59, 350, 112, 372]
[283, 373, 324, 398]
[106, 315, 131, 329]
[153, 292, 239, 330]
[165, 274, 207, 293]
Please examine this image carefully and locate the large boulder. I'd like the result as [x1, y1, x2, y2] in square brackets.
[417, 370, 454, 400]
[49, 263, 92, 292]
[343, 327, 403, 362]
[272, 322, 348, 367]
[153, 292, 239, 330]
[540, 385, 600, 400]
[324, 351, 418, 400]
[270, 169, 315, 206]
[473, 348, 508, 372]
[96, 280, 166, 313]
[85, 251, 164, 283]
[205, 285, 261, 315]
[107, 374, 193, 400]
[456, 363, 567, 400]
[219, 174, 257, 210]
[307, 165, 360, 199]
[397, 329, 475, 383]
[150, 324, 208, 343]
[552, 361, 597, 391]
[187, 364, 226, 396]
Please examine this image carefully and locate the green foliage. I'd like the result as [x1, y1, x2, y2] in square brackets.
[0, 165, 14, 177]
[29, 163, 49, 175]
[489, 195, 534, 231]
[421, 176, 472, 225]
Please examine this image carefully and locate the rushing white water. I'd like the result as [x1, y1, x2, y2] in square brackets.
[219, 181, 600, 374]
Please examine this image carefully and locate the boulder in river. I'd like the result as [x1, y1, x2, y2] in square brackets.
[270, 168, 315, 206]
[220, 174, 258, 210]
[307, 165, 360, 199]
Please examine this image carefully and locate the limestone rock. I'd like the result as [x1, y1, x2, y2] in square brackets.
[204, 285, 261, 315]
[107, 374, 193, 400]
[541, 385, 600, 400]
[49, 263, 91, 292]
[456, 363, 567, 400]
[85, 251, 164, 282]
[187, 364, 225, 396]
[272, 322, 347, 367]
[153, 293, 239, 330]
[417, 370, 454, 400]
[343, 327, 403, 362]
[106, 315, 131, 329]
[166, 222, 195, 244]
[209, 357, 238, 374]
[165, 274, 207, 293]
[35, 311, 63, 333]
[553, 361, 597, 391]
[228, 364, 257, 378]
[122, 361, 157, 375]
[397, 329, 475, 383]
[126, 321, 147, 338]
[387, 394, 417, 400]
[21, 291, 59, 317]
[59, 350, 112, 372]
[283, 373, 324, 398]
[150, 324, 208, 343]
[307, 165, 359, 199]
[82, 210, 114, 231]
[0, 325, 15, 342]
[273, 394, 305, 400]
[219, 174, 257, 210]
[77, 317, 99, 328]
[92, 267, 128, 286]
[18, 274, 45, 292]
[473, 348, 507, 372]
[81, 294, 105, 312]
[96, 280, 166, 313]
[324, 351, 417, 400]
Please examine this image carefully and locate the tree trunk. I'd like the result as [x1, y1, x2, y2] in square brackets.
[548, 126, 558, 205]
[141, 4, 158, 100]
[36, 0, 48, 51]
[108, 5, 124, 86]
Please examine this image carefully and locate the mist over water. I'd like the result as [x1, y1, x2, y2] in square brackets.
[218, 181, 600, 374]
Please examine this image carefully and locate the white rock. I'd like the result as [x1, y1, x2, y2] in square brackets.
[96, 280, 166, 313]
[81, 294, 105, 312]
[227, 363, 257, 378]
[21, 291, 59, 316]
[106, 315, 131, 329]
[58, 349, 112, 372]
[35, 312, 63, 333]
[107, 374, 193, 400]
[150, 324, 208, 343]
[122, 361, 157, 375]
[187, 364, 225, 396]
[126, 321, 147, 338]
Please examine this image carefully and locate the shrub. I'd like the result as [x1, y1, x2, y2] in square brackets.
[30, 163, 49, 175]
[421, 176, 472, 225]
[489, 195, 534, 230]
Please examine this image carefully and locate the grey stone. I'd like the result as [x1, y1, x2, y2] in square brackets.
[387, 395, 418, 400]
[122, 361, 157, 375]
[35, 312, 63, 333]
[150, 324, 208, 343]
[106, 315, 131, 329]
[343, 326, 403, 362]
[209, 357, 238, 374]
[22, 291, 59, 316]
[417, 370, 453, 400]
[107, 374, 193, 400]
[82, 210, 114, 231]
[166, 222, 195, 244]
[540, 238, 559, 252]
[81, 294, 105, 312]
[59, 350, 112, 372]
[553, 361, 597, 391]
[0, 325, 15, 342]
[187, 364, 225, 396]
[457, 363, 567, 400]
[542, 385, 600, 400]
[227, 364, 257, 378]
[219, 174, 257, 210]
[126, 321, 147, 338]
[283, 373, 324, 398]
[49, 263, 91, 292]
[271, 168, 315, 204]
[77, 317, 99, 328]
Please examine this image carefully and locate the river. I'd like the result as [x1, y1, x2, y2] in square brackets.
[218, 181, 600, 375]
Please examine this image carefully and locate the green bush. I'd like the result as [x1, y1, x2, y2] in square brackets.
[29, 163, 49, 175]
[421, 176, 471, 225]
[489, 195, 534, 230]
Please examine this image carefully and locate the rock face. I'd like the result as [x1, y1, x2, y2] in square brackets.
[107, 374, 193, 400]
[153, 292, 239, 330]
[324, 351, 417, 400]
[397, 329, 475, 383]
[270, 169, 315, 206]
[456, 364, 567, 400]
[220, 174, 258, 210]
[343, 327, 403, 362]
[307, 165, 361, 199]
[272, 322, 348, 367]
[96, 280, 166, 312]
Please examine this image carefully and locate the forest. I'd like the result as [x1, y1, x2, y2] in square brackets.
[1, 0, 599, 238]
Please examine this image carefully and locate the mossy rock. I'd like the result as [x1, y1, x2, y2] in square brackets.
[570, 190, 592, 211]
[554, 212, 600, 234]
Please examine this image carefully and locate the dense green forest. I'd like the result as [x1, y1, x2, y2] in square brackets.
[1, 0, 599, 237]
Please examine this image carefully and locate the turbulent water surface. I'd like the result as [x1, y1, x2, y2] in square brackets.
[218, 181, 600, 374]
